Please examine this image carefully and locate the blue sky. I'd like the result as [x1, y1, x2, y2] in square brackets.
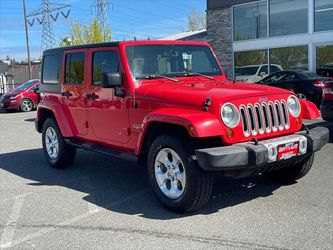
[0, 0, 205, 61]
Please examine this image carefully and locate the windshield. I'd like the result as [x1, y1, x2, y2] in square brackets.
[15, 80, 36, 91]
[235, 66, 259, 76]
[125, 45, 222, 79]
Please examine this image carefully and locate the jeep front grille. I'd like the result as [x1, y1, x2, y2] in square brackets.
[239, 100, 289, 137]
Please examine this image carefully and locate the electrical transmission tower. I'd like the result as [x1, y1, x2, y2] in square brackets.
[93, 0, 111, 39]
[27, 0, 71, 50]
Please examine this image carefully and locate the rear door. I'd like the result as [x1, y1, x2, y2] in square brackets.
[86, 47, 130, 144]
[61, 49, 88, 136]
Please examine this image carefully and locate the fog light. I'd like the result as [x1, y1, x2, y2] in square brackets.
[268, 145, 277, 162]
[299, 138, 307, 154]
[226, 129, 234, 138]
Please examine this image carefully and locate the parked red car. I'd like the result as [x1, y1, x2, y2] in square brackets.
[0, 79, 40, 112]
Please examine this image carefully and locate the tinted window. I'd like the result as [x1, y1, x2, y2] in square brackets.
[65, 53, 85, 84]
[43, 54, 60, 84]
[270, 65, 281, 73]
[315, 0, 333, 32]
[15, 80, 37, 91]
[270, 0, 307, 36]
[93, 51, 120, 85]
[233, 1, 267, 41]
[265, 72, 286, 83]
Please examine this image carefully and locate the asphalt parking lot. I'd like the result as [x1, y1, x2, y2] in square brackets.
[0, 111, 332, 250]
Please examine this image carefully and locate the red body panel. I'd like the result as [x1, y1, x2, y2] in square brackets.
[300, 100, 320, 119]
[37, 40, 321, 156]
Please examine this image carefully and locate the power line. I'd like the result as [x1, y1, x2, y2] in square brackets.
[92, 0, 110, 40]
[27, 0, 71, 50]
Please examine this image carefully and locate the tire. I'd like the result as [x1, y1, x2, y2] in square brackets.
[264, 153, 314, 183]
[147, 134, 213, 213]
[20, 99, 33, 112]
[42, 118, 76, 168]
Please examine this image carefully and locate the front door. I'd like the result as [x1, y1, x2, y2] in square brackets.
[86, 48, 130, 144]
[61, 49, 88, 136]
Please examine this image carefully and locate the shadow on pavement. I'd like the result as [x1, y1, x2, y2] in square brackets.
[0, 148, 286, 219]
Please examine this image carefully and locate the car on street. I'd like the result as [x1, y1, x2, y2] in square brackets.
[0, 79, 40, 112]
[235, 64, 283, 83]
[35, 41, 329, 213]
[321, 81, 333, 121]
[258, 70, 332, 107]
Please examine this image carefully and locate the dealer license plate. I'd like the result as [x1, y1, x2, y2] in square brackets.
[277, 141, 299, 160]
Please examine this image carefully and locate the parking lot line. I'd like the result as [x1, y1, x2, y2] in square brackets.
[0, 195, 26, 248]
[0, 189, 148, 249]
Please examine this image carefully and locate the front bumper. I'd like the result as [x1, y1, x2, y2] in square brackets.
[195, 126, 329, 172]
[0, 99, 18, 109]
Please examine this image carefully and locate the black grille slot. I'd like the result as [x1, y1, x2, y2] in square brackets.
[255, 105, 263, 131]
[275, 102, 282, 128]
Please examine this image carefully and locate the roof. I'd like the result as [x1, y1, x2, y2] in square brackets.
[158, 29, 207, 41]
[42, 40, 210, 55]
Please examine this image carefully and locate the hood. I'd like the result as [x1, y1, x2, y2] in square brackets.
[2, 90, 21, 99]
[138, 80, 292, 108]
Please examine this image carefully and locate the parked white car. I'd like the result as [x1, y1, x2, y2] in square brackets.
[235, 64, 283, 83]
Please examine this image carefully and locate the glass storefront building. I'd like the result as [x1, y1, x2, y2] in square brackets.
[207, 0, 333, 81]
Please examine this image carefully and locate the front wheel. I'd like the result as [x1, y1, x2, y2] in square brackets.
[42, 118, 76, 168]
[20, 99, 33, 112]
[264, 153, 314, 182]
[147, 134, 213, 213]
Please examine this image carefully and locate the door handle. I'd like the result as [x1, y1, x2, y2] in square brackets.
[61, 91, 73, 97]
[86, 93, 99, 99]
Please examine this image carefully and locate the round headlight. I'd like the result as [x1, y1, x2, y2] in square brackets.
[288, 96, 301, 117]
[221, 103, 240, 128]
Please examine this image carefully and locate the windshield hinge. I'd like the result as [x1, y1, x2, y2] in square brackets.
[203, 97, 212, 111]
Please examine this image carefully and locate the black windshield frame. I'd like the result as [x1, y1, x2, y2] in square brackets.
[125, 44, 222, 79]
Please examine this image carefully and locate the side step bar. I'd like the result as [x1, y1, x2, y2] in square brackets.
[65, 138, 138, 162]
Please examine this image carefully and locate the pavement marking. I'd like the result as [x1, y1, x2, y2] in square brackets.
[0, 189, 148, 248]
[0, 195, 25, 249]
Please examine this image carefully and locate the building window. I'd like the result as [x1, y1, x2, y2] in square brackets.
[270, 45, 308, 71]
[316, 44, 333, 68]
[65, 52, 85, 84]
[233, 1, 267, 41]
[42, 54, 60, 84]
[92, 51, 120, 85]
[234, 49, 268, 82]
[270, 0, 308, 37]
[315, 0, 333, 32]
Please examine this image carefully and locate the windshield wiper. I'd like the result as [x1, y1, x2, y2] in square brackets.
[183, 72, 214, 80]
[136, 74, 179, 82]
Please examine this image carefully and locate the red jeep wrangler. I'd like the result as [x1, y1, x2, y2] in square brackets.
[35, 41, 329, 213]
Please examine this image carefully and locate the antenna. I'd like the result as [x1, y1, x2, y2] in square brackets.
[27, 0, 71, 50]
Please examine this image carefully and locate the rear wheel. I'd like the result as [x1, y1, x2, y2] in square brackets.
[42, 118, 76, 168]
[147, 134, 213, 213]
[20, 99, 33, 112]
[264, 153, 314, 182]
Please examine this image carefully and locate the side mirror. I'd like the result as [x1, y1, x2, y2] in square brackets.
[102, 72, 122, 88]
[259, 71, 266, 76]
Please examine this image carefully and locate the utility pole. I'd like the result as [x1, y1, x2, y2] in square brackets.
[23, 0, 32, 80]
[27, 0, 71, 50]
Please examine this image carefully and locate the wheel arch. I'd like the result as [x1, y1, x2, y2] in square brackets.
[36, 101, 75, 137]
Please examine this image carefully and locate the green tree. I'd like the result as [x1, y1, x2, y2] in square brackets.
[60, 18, 111, 46]
[187, 7, 206, 31]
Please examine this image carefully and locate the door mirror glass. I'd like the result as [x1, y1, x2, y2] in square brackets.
[102, 72, 122, 88]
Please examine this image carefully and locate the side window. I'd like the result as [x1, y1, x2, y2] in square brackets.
[259, 65, 268, 75]
[92, 51, 120, 85]
[29, 84, 39, 92]
[65, 52, 85, 84]
[270, 65, 281, 74]
[283, 73, 298, 81]
[42, 55, 60, 84]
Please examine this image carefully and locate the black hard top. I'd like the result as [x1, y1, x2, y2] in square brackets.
[43, 42, 120, 55]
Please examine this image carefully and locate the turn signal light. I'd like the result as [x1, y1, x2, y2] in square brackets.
[226, 129, 234, 138]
